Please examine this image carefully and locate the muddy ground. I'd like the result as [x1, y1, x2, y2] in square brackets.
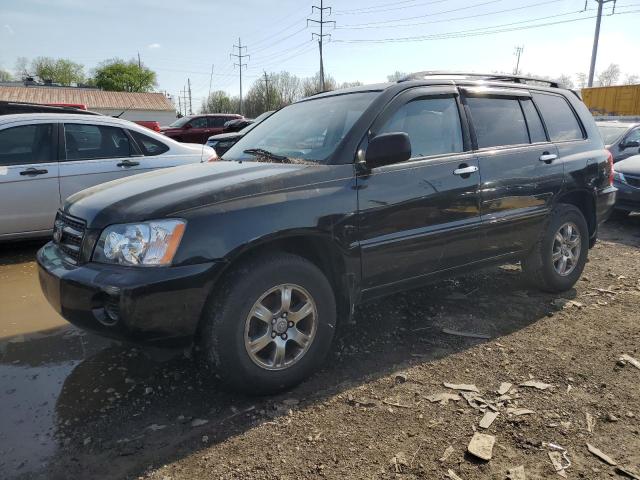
[1, 217, 639, 480]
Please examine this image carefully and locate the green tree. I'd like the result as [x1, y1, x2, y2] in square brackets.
[32, 57, 85, 85]
[0, 68, 12, 81]
[201, 90, 239, 114]
[92, 58, 157, 92]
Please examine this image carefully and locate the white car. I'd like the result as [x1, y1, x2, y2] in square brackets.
[0, 113, 216, 240]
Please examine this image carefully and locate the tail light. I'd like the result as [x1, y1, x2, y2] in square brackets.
[606, 150, 614, 186]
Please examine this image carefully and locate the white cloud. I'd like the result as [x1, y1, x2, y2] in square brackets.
[147, 43, 161, 49]
[3, 24, 14, 35]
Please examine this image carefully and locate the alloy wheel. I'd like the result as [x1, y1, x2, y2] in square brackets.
[551, 222, 581, 276]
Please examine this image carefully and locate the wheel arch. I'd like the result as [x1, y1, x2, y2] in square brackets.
[555, 189, 597, 241]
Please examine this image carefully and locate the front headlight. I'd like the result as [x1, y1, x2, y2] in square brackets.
[93, 219, 186, 266]
[613, 171, 627, 184]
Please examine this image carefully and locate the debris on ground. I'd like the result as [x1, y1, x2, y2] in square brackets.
[389, 452, 409, 473]
[615, 466, 640, 479]
[442, 328, 491, 339]
[426, 392, 461, 404]
[619, 354, 640, 370]
[497, 382, 513, 395]
[506, 408, 535, 416]
[190, 419, 209, 428]
[585, 412, 595, 433]
[586, 443, 617, 466]
[519, 380, 552, 390]
[467, 432, 495, 461]
[439, 445, 454, 462]
[447, 469, 463, 480]
[507, 465, 526, 480]
[479, 411, 499, 429]
[548, 452, 568, 478]
[444, 382, 480, 393]
[394, 372, 408, 384]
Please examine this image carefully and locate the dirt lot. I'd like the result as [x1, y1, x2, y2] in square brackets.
[1, 217, 639, 480]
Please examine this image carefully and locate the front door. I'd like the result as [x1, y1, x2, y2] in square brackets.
[463, 89, 564, 257]
[185, 117, 209, 144]
[357, 87, 482, 296]
[0, 122, 60, 236]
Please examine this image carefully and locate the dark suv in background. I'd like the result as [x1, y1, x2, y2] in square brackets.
[38, 72, 616, 394]
[161, 113, 243, 144]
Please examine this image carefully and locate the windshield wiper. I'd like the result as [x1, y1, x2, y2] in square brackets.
[243, 148, 289, 163]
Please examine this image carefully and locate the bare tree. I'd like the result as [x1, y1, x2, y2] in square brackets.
[597, 63, 620, 87]
[575, 72, 587, 89]
[556, 74, 574, 89]
[386, 71, 407, 82]
[623, 74, 639, 85]
[302, 72, 336, 97]
[14, 56, 31, 79]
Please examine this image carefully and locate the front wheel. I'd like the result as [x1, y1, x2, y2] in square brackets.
[522, 204, 589, 293]
[199, 253, 336, 394]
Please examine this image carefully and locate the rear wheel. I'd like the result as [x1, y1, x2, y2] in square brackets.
[522, 204, 589, 293]
[199, 253, 336, 394]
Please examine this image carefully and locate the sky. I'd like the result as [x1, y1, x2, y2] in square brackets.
[1, 0, 639, 112]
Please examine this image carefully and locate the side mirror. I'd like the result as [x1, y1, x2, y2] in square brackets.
[184, 123, 192, 130]
[621, 140, 640, 149]
[365, 132, 411, 169]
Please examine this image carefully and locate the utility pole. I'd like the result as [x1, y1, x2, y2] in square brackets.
[230, 38, 249, 115]
[182, 86, 188, 116]
[177, 96, 182, 117]
[207, 64, 214, 104]
[307, 0, 335, 91]
[137, 52, 141, 69]
[187, 78, 193, 115]
[513, 46, 524, 75]
[588, 0, 617, 87]
[263, 71, 270, 110]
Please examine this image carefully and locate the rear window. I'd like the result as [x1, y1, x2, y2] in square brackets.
[532, 93, 583, 142]
[130, 130, 170, 156]
[0, 124, 54, 166]
[466, 97, 529, 148]
[597, 124, 629, 144]
[65, 124, 131, 160]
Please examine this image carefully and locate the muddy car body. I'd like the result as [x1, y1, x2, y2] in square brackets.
[38, 73, 616, 393]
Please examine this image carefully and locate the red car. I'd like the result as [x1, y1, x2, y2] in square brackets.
[161, 114, 242, 144]
[134, 120, 162, 132]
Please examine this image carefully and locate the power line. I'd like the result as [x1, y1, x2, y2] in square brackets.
[333, 0, 448, 15]
[308, 0, 335, 91]
[230, 37, 249, 115]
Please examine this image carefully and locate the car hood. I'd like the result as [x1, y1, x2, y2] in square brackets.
[614, 155, 640, 176]
[63, 161, 312, 228]
[207, 132, 243, 142]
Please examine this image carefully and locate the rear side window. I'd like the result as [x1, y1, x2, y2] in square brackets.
[65, 124, 131, 160]
[520, 99, 547, 143]
[532, 93, 583, 142]
[130, 130, 170, 156]
[379, 97, 464, 158]
[466, 97, 529, 148]
[209, 117, 228, 128]
[0, 124, 54, 166]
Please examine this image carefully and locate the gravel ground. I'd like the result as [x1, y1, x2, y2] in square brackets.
[2, 216, 639, 480]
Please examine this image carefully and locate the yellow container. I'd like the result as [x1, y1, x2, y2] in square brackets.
[582, 85, 640, 116]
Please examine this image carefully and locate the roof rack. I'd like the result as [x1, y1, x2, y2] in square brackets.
[401, 71, 559, 88]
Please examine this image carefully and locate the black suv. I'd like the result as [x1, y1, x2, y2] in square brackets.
[38, 72, 616, 393]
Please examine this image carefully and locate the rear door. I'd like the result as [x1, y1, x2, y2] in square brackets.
[0, 121, 60, 236]
[207, 116, 227, 138]
[462, 88, 563, 258]
[357, 86, 481, 295]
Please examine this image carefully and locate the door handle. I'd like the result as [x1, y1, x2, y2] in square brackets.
[117, 160, 140, 167]
[19, 167, 48, 176]
[453, 165, 479, 176]
[539, 152, 558, 163]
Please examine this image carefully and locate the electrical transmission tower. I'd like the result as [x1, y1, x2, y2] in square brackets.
[513, 46, 524, 75]
[588, 0, 617, 87]
[307, 0, 335, 92]
[230, 38, 249, 115]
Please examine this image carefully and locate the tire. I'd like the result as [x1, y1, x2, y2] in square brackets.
[522, 204, 589, 293]
[199, 253, 336, 394]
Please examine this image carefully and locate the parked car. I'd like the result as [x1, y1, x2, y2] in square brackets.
[134, 120, 162, 132]
[596, 121, 640, 162]
[612, 154, 640, 215]
[223, 118, 253, 133]
[0, 113, 215, 240]
[38, 73, 616, 394]
[161, 114, 243, 144]
[206, 110, 274, 156]
[1, 101, 99, 116]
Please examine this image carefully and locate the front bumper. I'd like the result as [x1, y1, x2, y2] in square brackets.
[37, 242, 224, 345]
[613, 180, 640, 212]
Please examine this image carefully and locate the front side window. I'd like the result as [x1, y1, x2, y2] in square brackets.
[189, 117, 208, 129]
[379, 97, 464, 158]
[466, 97, 529, 148]
[0, 124, 54, 166]
[130, 130, 170, 156]
[532, 93, 583, 142]
[225, 91, 379, 164]
[65, 124, 131, 160]
[624, 128, 640, 144]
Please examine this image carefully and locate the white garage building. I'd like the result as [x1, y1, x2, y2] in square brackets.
[0, 85, 177, 126]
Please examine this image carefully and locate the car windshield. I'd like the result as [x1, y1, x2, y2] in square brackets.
[224, 92, 379, 164]
[169, 116, 193, 128]
[598, 124, 629, 144]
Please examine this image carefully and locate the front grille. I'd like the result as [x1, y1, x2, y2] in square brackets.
[625, 174, 640, 188]
[53, 211, 86, 264]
